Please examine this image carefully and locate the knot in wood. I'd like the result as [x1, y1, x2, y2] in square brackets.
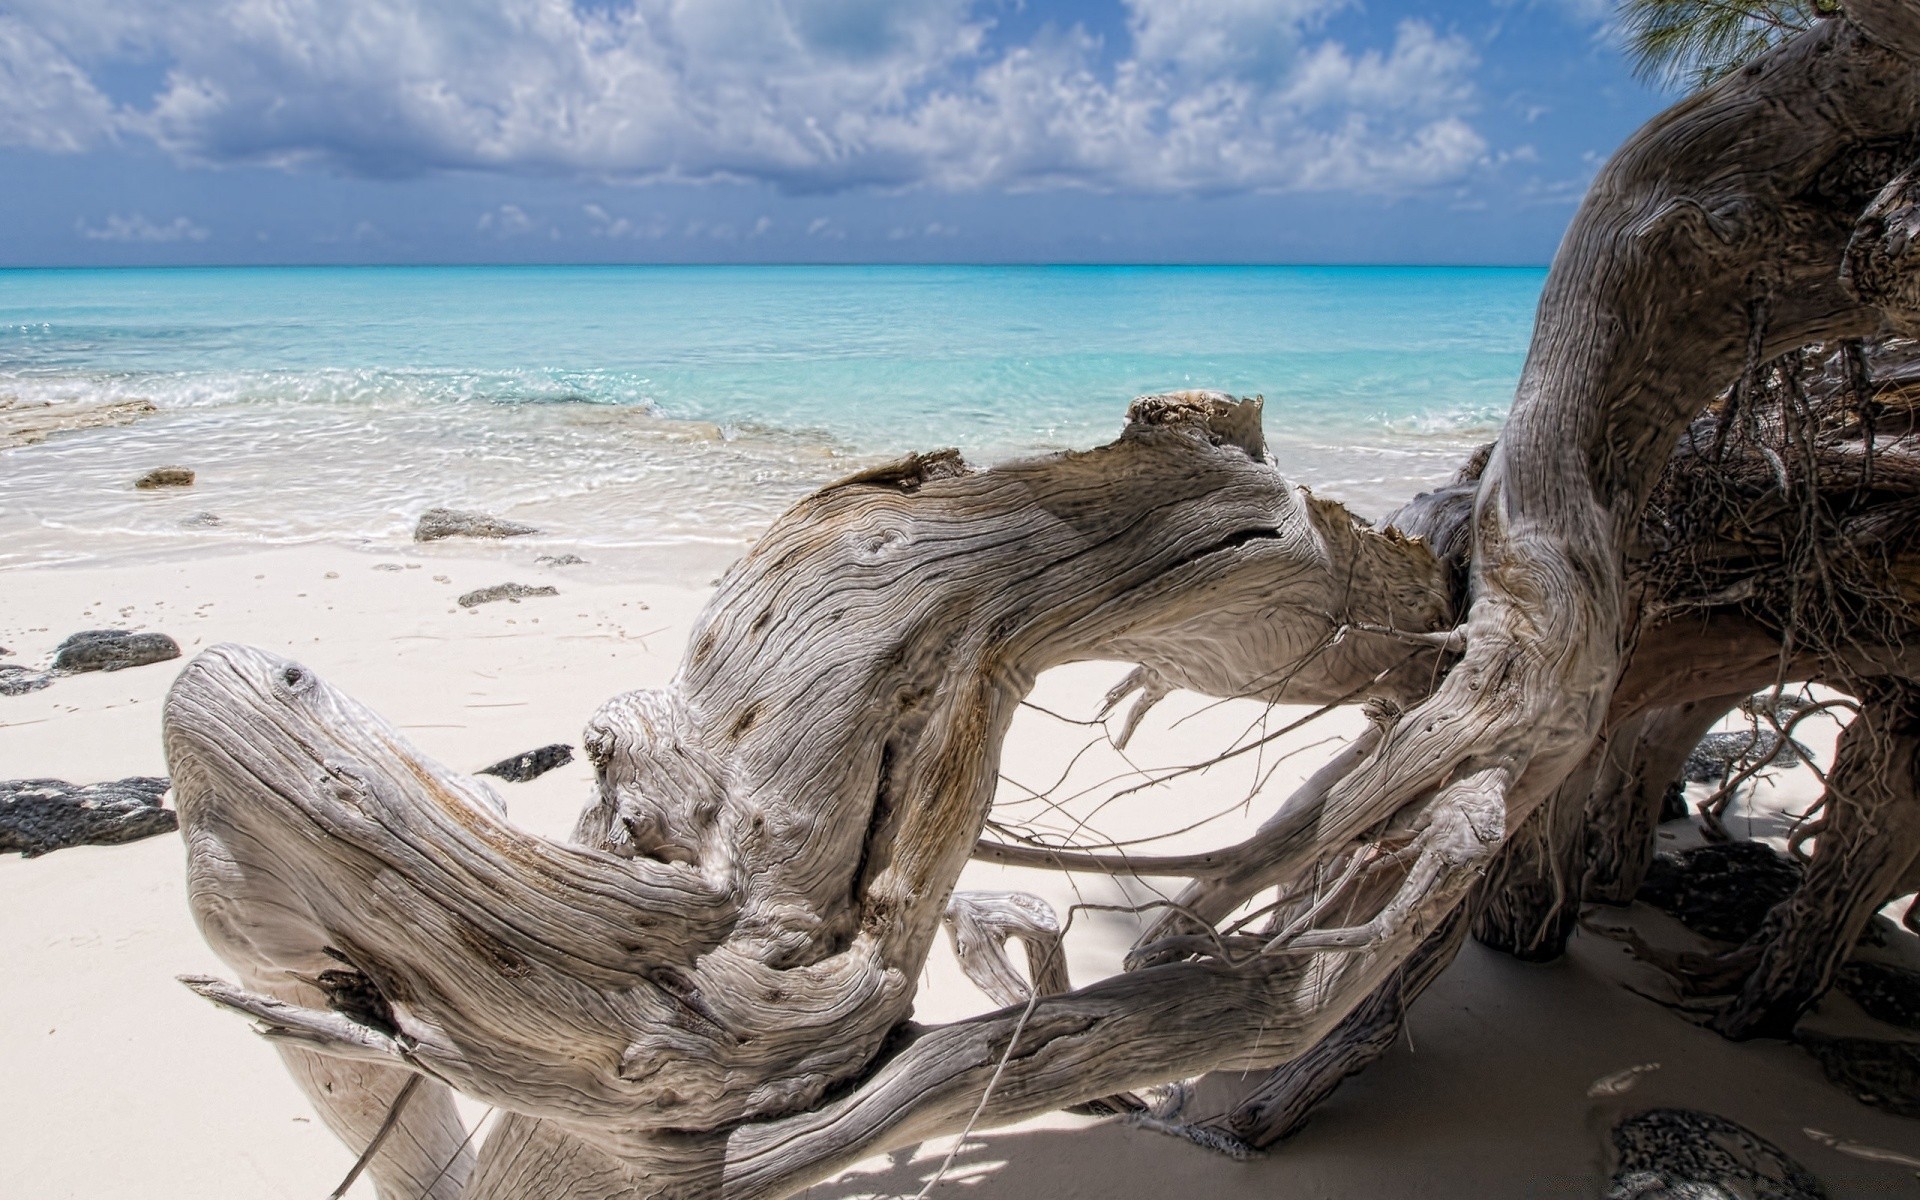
[1844, 169, 1920, 329]
[1125, 391, 1267, 459]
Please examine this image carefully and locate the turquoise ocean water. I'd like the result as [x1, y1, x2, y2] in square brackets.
[0, 265, 1543, 572]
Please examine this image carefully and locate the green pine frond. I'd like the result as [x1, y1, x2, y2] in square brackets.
[1616, 0, 1829, 91]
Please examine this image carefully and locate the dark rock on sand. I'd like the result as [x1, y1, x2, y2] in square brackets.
[1796, 1032, 1920, 1118]
[134, 466, 195, 489]
[1638, 842, 1803, 944]
[0, 777, 177, 857]
[51, 629, 182, 674]
[0, 664, 53, 696]
[1683, 729, 1807, 784]
[414, 507, 541, 542]
[1836, 961, 1920, 1031]
[458, 582, 559, 608]
[478, 743, 575, 783]
[1660, 779, 1690, 823]
[536, 553, 587, 566]
[1607, 1108, 1826, 1200]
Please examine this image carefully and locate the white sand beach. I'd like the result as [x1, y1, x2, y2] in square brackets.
[3, 534, 1917, 1198]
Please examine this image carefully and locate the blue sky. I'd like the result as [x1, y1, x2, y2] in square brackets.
[0, 0, 1665, 266]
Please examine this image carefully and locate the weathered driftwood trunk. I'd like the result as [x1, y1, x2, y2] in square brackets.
[164, 5, 1920, 1195]
[1225, 907, 1469, 1147]
[1583, 698, 1744, 904]
[1714, 678, 1920, 1038]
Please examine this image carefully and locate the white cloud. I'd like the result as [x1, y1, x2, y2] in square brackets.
[0, 16, 119, 152]
[3, 0, 1487, 196]
[477, 203, 537, 235]
[75, 213, 209, 242]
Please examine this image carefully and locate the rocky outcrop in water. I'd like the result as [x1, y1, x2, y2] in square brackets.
[478, 743, 575, 782]
[0, 396, 156, 451]
[1, 777, 177, 857]
[51, 630, 182, 674]
[134, 466, 195, 489]
[536, 553, 587, 566]
[414, 507, 541, 541]
[1637, 842, 1804, 943]
[1607, 1108, 1826, 1200]
[458, 582, 559, 608]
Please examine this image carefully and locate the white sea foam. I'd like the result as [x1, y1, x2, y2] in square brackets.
[0, 266, 1538, 572]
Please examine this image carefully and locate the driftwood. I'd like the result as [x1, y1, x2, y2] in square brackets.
[163, 6, 1920, 1196]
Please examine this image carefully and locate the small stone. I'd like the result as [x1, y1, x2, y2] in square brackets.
[536, 553, 587, 566]
[414, 507, 541, 542]
[0, 777, 177, 857]
[180, 511, 221, 528]
[324, 571, 339, 580]
[134, 466, 195, 489]
[0, 664, 53, 696]
[478, 743, 575, 783]
[1796, 1032, 1920, 1118]
[1836, 961, 1920, 1030]
[1606, 1108, 1825, 1200]
[51, 629, 183, 674]
[458, 583, 559, 609]
[373, 563, 405, 572]
[1637, 841, 1802, 944]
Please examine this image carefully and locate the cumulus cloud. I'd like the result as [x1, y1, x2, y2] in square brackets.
[75, 213, 210, 242]
[2, 0, 1487, 195]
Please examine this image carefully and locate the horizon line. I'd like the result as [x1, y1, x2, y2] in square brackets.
[0, 259, 1554, 272]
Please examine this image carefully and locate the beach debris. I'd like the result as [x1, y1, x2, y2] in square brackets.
[50, 629, 182, 674]
[536, 553, 587, 566]
[478, 743, 575, 783]
[1, 777, 177, 857]
[458, 582, 559, 609]
[1607, 1108, 1826, 1200]
[1122, 1113, 1265, 1161]
[1589, 1063, 1662, 1098]
[414, 507, 541, 542]
[1795, 1031, 1920, 1118]
[134, 466, 195, 489]
[1803, 1127, 1920, 1173]
[1637, 841, 1803, 943]
[1836, 962, 1920, 1031]
[0, 664, 53, 696]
